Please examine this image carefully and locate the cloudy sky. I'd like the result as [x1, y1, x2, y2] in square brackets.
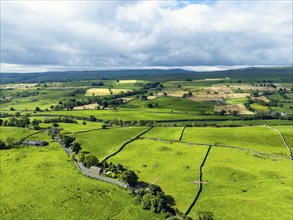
[1, 0, 292, 72]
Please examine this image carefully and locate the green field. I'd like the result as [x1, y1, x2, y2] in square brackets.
[182, 126, 289, 156]
[72, 127, 147, 160]
[109, 139, 209, 212]
[142, 127, 184, 140]
[274, 126, 293, 151]
[0, 127, 37, 142]
[0, 144, 161, 219]
[188, 147, 293, 220]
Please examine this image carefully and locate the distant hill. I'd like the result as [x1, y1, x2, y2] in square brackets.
[0, 67, 292, 83]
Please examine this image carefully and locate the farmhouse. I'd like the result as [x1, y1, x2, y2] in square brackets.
[89, 166, 103, 175]
[25, 140, 49, 146]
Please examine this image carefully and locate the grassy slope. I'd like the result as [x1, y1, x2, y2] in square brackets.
[182, 126, 289, 156]
[72, 127, 147, 160]
[188, 147, 293, 220]
[142, 127, 184, 140]
[33, 109, 235, 121]
[0, 127, 37, 141]
[120, 97, 217, 114]
[274, 126, 293, 151]
[109, 139, 209, 212]
[0, 144, 161, 220]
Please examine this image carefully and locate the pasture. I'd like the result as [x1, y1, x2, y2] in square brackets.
[181, 126, 290, 156]
[109, 139, 210, 212]
[72, 127, 147, 160]
[188, 147, 292, 220]
[0, 144, 160, 220]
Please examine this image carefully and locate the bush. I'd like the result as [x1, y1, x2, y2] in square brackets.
[83, 154, 99, 168]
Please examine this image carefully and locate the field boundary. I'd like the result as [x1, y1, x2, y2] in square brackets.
[101, 126, 154, 163]
[267, 125, 293, 160]
[10, 130, 45, 147]
[59, 142, 129, 188]
[179, 126, 186, 141]
[66, 128, 102, 135]
[139, 137, 291, 160]
[185, 145, 212, 215]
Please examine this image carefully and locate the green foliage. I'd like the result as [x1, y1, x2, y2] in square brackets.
[83, 154, 99, 168]
[119, 170, 138, 187]
[70, 141, 82, 154]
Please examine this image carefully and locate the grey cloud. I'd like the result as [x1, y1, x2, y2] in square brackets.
[1, 1, 292, 72]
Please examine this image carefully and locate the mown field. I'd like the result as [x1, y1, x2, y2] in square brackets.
[188, 147, 293, 220]
[109, 139, 209, 212]
[182, 126, 290, 156]
[72, 127, 147, 160]
[0, 144, 161, 220]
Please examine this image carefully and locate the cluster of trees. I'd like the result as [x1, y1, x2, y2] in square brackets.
[58, 134, 82, 154]
[143, 82, 164, 90]
[51, 88, 148, 110]
[182, 91, 192, 98]
[0, 116, 30, 128]
[134, 184, 179, 218]
[0, 137, 15, 150]
[43, 117, 76, 124]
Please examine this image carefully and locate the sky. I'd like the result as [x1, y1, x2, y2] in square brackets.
[1, 0, 292, 73]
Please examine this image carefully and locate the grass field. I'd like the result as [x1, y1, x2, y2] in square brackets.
[188, 147, 293, 220]
[250, 103, 269, 111]
[0, 127, 37, 142]
[182, 126, 289, 156]
[120, 96, 217, 114]
[273, 126, 293, 151]
[72, 127, 147, 160]
[142, 127, 184, 140]
[109, 139, 209, 212]
[34, 109, 235, 121]
[0, 144, 161, 220]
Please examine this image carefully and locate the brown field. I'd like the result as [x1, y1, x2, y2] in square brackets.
[213, 84, 276, 91]
[158, 90, 185, 97]
[0, 83, 37, 89]
[189, 93, 250, 102]
[73, 103, 100, 110]
[85, 88, 131, 96]
[147, 96, 157, 100]
[214, 104, 254, 115]
[253, 96, 270, 103]
[203, 86, 233, 94]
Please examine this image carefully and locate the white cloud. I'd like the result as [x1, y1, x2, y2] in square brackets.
[1, 0, 292, 72]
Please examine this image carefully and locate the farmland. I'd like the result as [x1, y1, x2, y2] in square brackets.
[0, 67, 292, 220]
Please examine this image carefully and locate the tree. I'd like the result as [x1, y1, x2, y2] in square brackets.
[71, 142, 82, 154]
[35, 107, 41, 112]
[147, 103, 153, 108]
[163, 92, 167, 97]
[82, 121, 86, 125]
[101, 124, 107, 129]
[120, 170, 138, 186]
[83, 154, 99, 168]
[0, 140, 7, 149]
[14, 112, 21, 118]
[6, 137, 15, 147]
[198, 211, 214, 220]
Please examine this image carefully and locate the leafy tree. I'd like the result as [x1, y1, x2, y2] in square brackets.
[147, 103, 153, 108]
[35, 107, 41, 111]
[71, 142, 82, 154]
[120, 170, 138, 186]
[0, 140, 7, 149]
[83, 154, 99, 168]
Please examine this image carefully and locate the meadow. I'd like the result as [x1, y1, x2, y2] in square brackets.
[182, 126, 290, 156]
[72, 127, 147, 160]
[109, 139, 210, 212]
[0, 67, 292, 220]
[0, 144, 161, 220]
[188, 147, 293, 220]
